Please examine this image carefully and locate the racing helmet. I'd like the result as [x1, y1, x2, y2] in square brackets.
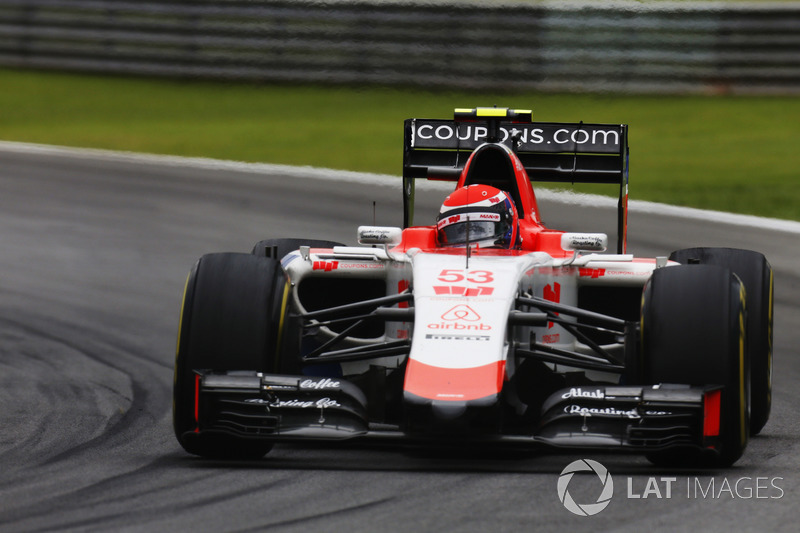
[436, 184, 519, 249]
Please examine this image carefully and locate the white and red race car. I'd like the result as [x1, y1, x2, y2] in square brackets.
[173, 107, 772, 467]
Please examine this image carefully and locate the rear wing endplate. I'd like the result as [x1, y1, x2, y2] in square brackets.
[402, 108, 630, 253]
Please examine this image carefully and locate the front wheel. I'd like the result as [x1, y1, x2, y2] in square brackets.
[669, 247, 773, 435]
[641, 264, 749, 467]
[173, 253, 285, 459]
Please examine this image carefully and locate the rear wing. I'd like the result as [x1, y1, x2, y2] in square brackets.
[402, 108, 630, 253]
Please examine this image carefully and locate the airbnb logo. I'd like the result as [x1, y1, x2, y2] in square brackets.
[428, 305, 491, 331]
[441, 305, 481, 321]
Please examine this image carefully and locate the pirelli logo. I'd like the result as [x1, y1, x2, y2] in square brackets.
[425, 334, 490, 341]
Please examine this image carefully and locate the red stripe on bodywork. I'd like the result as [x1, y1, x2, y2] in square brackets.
[404, 358, 505, 401]
[704, 389, 721, 438]
[194, 373, 201, 432]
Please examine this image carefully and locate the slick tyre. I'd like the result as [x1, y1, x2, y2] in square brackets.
[641, 265, 749, 467]
[670, 248, 773, 435]
[173, 253, 285, 459]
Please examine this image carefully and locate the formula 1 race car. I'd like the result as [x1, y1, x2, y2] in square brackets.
[173, 107, 773, 467]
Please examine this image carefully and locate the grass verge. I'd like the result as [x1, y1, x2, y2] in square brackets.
[1, 68, 798, 220]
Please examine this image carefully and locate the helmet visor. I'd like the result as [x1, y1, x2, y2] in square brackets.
[437, 212, 507, 246]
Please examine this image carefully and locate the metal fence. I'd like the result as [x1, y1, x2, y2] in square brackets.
[1, 0, 799, 94]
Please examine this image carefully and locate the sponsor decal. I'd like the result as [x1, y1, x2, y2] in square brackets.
[360, 229, 391, 241]
[558, 459, 614, 516]
[338, 263, 385, 270]
[313, 260, 338, 272]
[312, 260, 383, 271]
[299, 378, 340, 390]
[246, 397, 341, 409]
[433, 285, 494, 296]
[542, 333, 560, 343]
[358, 226, 401, 244]
[414, 122, 621, 152]
[438, 215, 459, 229]
[274, 398, 341, 409]
[565, 404, 640, 419]
[579, 268, 606, 279]
[441, 304, 481, 322]
[427, 322, 492, 331]
[436, 212, 501, 229]
[604, 270, 650, 277]
[561, 387, 605, 400]
[425, 334, 491, 341]
[428, 304, 492, 331]
[563, 233, 607, 252]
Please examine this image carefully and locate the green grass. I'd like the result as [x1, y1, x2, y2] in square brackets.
[1, 68, 798, 220]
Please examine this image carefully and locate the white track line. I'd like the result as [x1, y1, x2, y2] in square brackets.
[3, 140, 799, 235]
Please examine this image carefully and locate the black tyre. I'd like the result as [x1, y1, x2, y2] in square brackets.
[641, 265, 749, 467]
[173, 253, 285, 459]
[252, 238, 344, 260]
[670, 248, 773, 435]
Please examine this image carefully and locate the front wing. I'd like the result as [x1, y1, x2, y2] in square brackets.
[181, 371, 722, 454]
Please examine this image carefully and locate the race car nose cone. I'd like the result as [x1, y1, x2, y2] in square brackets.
[431, 401, 467, 421]
[402, 391, 501, 435]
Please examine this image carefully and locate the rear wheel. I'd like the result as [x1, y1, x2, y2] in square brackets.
[641, 264, 749, 467]
[670, 248, 773, 435]
[173, 253, 285, 459]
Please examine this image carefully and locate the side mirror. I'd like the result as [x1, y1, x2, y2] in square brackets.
[561, 232, 608, 253]
[358, 226, 403, 246]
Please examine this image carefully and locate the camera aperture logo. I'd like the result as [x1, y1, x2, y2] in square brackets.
[557, 459, 614, 516]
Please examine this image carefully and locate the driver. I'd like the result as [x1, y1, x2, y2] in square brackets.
[436, 184, 520, 249]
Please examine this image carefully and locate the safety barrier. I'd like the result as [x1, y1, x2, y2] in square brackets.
[1, 0, 798, 94]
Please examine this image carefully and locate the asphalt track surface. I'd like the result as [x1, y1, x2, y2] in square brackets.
[0, 143, 798, 532]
